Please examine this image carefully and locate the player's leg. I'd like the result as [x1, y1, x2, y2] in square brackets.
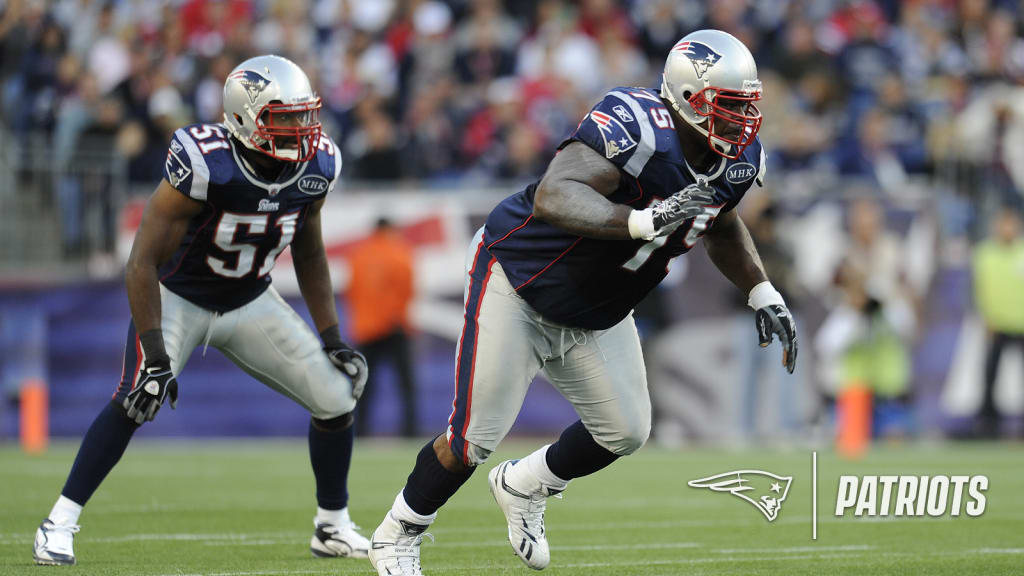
[212, 287, 366, 558]
[35, 287, 206, 565]
[391, 330, 417, 437]
[369, 245, 544, 576]
[979, 331, 1008, 437]
[490, 312, 650, 569]
[354, 336, 385, 437]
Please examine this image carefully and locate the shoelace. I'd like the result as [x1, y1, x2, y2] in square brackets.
[520, 495, 548, 537]
[394, 533, 432, 575]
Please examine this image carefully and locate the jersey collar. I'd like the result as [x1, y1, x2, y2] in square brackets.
[682, 154, 727, 185]
[230, 138, 310, 195]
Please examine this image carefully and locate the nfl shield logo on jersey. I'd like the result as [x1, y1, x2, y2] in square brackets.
[589, 110, 637, 160]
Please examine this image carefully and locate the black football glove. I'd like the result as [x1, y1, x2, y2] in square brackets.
[123, 361, 178, 424]
[650, 183, 715, 237]
[325, 343, 369, 400]
[755, 304, 798, 374]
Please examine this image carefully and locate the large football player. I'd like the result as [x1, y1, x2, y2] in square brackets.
[368, 30, 798, 575]
[33, 55, 372, 565]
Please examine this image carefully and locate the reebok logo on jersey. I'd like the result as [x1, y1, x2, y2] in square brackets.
[835, 475, 988, 517]
[258, 199, 279, 212]
[589, 111, 636, 159]
[612, 105, 634, 123]
[726, 162, 757, 184]
[689, 470, 792, 521]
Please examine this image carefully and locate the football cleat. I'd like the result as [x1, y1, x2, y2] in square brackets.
[33, 519, 79, 566]
[310, 512, 370, 558]
[488, 460, 562, 570]
[367, 512, 431, 576]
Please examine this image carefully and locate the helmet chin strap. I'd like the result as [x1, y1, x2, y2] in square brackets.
[661, 82, 734, 156]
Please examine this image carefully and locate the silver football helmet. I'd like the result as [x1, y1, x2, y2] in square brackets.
[222, 55, 322, 162]
[660, 30, 762, 159]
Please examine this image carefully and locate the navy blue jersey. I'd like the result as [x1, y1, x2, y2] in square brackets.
[484, 87, 766, 330]
[158, 123, 342, 312]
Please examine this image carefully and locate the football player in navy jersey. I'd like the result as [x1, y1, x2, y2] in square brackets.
[368, 30, 798, 575]
[33, 55, 372, 565]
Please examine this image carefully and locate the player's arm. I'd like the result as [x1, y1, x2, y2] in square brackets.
[533, 142, 630, 239]
[291, 199, 338, 334]
[126, 179, 203, 350]
[533, 142, 712, 240]
[122, 179, 202, 422]
[703, 210, 797, 372]
[291, 199, 368, 399]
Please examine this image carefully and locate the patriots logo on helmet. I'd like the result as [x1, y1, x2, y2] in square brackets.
[589, 110, 636, 159]
[228, 70, 273, 105]
[688, 470, 792, 521]
[673, 40, 723, 79]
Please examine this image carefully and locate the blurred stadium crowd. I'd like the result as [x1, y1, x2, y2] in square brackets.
[2, 0, 1024, 442]
[0, 0, 1022, 191]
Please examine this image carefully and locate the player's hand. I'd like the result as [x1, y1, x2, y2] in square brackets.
[628, 183, 714, 240]
[755, 304, 798, 373]
[123, 361, 178, 424]
[652, 183, 714, 236]
[325, 343, 368, 400]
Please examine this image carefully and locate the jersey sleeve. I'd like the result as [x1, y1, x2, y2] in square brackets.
[563, 90, 657, 178]
[755, 146, 767, 187]
[328, 139, 343, 194]
[313, 136, 343, 194]
[164, 129, 210, 201]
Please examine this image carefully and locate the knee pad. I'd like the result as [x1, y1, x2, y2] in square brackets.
[312, 411, 354, 432]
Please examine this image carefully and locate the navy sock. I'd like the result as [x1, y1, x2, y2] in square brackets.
[308, 418, 354, 510]
[402, 438, 475, 516]
[61, 401, 140, 505]
[545, 420, 619, 480]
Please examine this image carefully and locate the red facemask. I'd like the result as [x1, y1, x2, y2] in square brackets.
[688, 87, 762, 159]
[252, 99, 323, 163]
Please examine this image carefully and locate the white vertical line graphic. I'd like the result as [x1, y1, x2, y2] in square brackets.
[812, 450, 818, 540]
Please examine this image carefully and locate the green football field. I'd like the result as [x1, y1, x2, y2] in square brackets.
[1, 439, 1022, 575]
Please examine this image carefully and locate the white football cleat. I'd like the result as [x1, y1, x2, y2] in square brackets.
[488, 459, 562, 570]
[310, 511, 370, 558]
[367, 512, 431, 576]
[33, 519, 79, 566]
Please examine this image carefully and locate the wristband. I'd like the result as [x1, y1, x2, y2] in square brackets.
[138, 329, 170, 365]
[627, 209, 656, 241]
[747, 281, 785, 310]
[319, 325, 345, 349]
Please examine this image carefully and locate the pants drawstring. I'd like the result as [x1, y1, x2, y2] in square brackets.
[202, 312, 219, 357]
[559, 328, 591, 365]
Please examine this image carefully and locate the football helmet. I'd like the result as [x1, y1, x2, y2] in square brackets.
[660, 30, 762, 159]
[223, 55, 321, 162]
